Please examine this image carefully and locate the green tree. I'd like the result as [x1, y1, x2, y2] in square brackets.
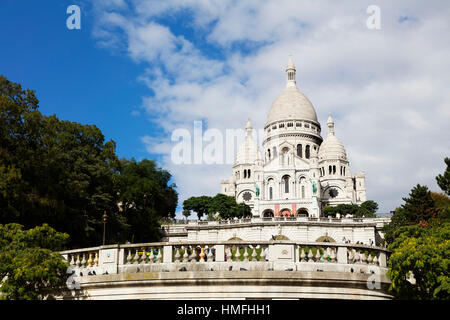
[383, 162, 450, 299]
[182, 209, 191, 222]
[0, 76, 122, 247]
[322, 206, 336, 217]
[115, 158, 178, 243]
[0, 76, 178, 247]
[383, 184, 437, 245]
[431, 192, 450, 223]
[0, 223, 70, 300]
[360, 200, 378, 217]
[322, 201, 378, 218]
[183, 196, 211, 219]
[234, 202, 252, 218]
[207, 194, 239, 219]
[184, 194, 252, 220]
[387, 222, 450, 300]
[436, 157, 450, 196]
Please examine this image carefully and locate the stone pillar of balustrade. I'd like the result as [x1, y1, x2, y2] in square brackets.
[378, 251, 387, 268]
[215, 244, 225, 262]
[269, 243, 295, 262]
[97, 247, 121, 274]
[336, 246, 348, 264]
[163, 245, 172, 263]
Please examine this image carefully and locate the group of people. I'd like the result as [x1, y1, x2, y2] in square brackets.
[342, 237, 374, 246]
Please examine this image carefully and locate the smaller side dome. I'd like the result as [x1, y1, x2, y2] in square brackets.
[318, 115, 347, 161]
[235, 119, 260, 165]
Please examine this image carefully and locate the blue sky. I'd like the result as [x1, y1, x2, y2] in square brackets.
[1, 1, 449, 216]
[0, 0, 154, 161]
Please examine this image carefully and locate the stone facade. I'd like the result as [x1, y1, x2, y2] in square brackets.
[221, 59, 366, 217]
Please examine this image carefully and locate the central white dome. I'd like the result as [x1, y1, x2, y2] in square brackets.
[267, 86, 318, 124]
[266, 58, 318, 125]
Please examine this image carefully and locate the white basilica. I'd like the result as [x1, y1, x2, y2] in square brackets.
[221, 58, 367, 218]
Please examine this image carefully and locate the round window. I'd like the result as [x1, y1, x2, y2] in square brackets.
[329, 188, 338, 198]
[243, 192, 252, 201]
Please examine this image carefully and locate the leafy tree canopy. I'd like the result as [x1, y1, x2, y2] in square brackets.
[383, 184, 438, 244]
[322, 200, 378, 218]
[383, 161, 450, 300]
[183, 194, 251, 220]
[183, 196, 212, 220]
[436, 157, 450, 196]
[0, 75, 178, 247]
[0, 223, 69, 300]
[115, 158, 178, 243]
[387, 222, 450, 300]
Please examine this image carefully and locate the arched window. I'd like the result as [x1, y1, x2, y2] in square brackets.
[283, 176, 290, 193]
[288, 71, 294, 81]
[305, 145, 310, 159]
[333, 165, 336, 174]
[244, 169, 247, 179]
[268, 178, 274, 200]
[248, 169, 251, 178]
[329, 166, 332, 174]
[267, 149, 271, 159]
[297, 144, 302, 157]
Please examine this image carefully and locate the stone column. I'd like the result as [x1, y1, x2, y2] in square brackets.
[163, 245, 173, 263]
[378, 251, 387, 268]
[337, 246, 348, 264]
[215, 244, 225, 262]
[98, 248, 121, 274]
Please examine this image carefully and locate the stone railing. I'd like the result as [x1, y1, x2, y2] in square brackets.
[61, 241, 390, 277]
[160, 217, 391, 238]
[162, 216, 390, 227]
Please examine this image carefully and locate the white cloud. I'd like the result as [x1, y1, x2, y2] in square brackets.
[91, 0, 450, 216]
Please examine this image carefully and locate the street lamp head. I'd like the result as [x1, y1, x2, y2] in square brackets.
[103, 211, 108, 223]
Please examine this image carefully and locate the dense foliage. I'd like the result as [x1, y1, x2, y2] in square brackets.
[322, 200, 378, 218]
[183, 194, 252, 220]
[436, 157, 450, 196]
[383, 161, 450, 300]
[0, 75, 178, 248]
[0, 223, 69, 300]
[383, 185, 439, 244]
[387, 222, 450, 300]
[115, 158, 178, 243]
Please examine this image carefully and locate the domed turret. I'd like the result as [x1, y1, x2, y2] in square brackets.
[318, 115, 347, 161]
[235, 119, 260, 165]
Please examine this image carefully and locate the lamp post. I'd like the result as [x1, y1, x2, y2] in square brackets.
[102, 211, 108, 246]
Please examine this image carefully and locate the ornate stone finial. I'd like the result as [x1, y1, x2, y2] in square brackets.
[245, 118, 253, 136]
[286, 56, 296, 87]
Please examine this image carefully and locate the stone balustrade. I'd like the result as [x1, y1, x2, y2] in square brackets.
[60, 241, 392, 300]
[61, 241, 389, 277]
[161, 216, 390, 229]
